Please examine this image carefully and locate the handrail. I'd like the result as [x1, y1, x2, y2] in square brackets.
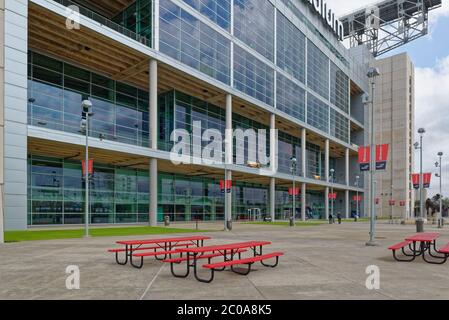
[51, 0, 152, 48]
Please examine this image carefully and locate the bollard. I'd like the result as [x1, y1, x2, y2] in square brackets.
[227, 220, 233, 231]
[289, 217, 295, 227]
[416, 219, 424, 233]
[164, 215, 170, 227]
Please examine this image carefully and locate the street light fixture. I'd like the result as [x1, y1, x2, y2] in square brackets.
[81, 99, 93, 238]
[436, 152, 444, 228]
[366, 67, 380, 246]
[290, 157, 297, 227]
[414, 128, 426, 233]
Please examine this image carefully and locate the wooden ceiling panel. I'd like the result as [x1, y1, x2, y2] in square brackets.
[71, 0, 136, 18]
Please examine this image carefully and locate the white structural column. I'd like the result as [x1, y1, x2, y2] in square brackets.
[345, 148, 350, 185]
[301, 128, 307, 178]
[325, 139, 330, 182]
[149, 59, 158, 227]
[325, 187, 330, 220]
[225, 94, 233, 226]
[345, 190, 350, 219]
[301, 183, 307, 221]
[3, 1, 28, 230]
[345, 148, 350, 219]
[269, 114, 276, 221]
[301, 128, 307, 222]
[325, 139, 330, 220]
[270, 178, 276, 221]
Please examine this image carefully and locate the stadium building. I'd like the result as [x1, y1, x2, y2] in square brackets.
[2, 0, 392, 231]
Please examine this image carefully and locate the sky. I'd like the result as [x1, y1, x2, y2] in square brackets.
[326, 0, 449, 198]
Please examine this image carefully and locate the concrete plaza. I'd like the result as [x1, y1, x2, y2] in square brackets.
[1, 222, 449, 300]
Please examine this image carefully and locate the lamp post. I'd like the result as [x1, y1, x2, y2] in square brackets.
[436, 152, 444, 228]
[355, 175, 360, 220]
[414, 128, 426, 233]
[290, 157, 297, 227]
[330, 169, 335, 221]
[366, 67, 380, 246]
[81, 100, 93, 238]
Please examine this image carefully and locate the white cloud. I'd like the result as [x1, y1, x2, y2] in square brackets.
[414, 56, 449, 197]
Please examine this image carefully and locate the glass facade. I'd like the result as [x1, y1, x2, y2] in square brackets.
[160, 90, 272, 166]
[275, 188, 325, 220]
[330, 62, 350, 114]
[306, 142, 325, 180]
[23, 0, 364, 227]
[234, 45, 274, 106]
[330, 109, 349, 143]
[183, 0, 231, 30]
[28, 52, 150, 147]
[278, 132, 302, 175]
[307, 40, 329, 100]
[276, 73, 306, 122]
[113, 0, 152, 42]
[28, 155, 149, 226]
[234, 0, 275, 62]
[159, 0, 231, 84]
[276, 11, 306, 84]
[307, 93, 329, 134]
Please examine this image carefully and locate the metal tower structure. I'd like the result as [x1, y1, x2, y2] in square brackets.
[340, 0, 442, 57]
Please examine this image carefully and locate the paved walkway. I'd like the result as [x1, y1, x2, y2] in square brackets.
[1, 222, 449, 300]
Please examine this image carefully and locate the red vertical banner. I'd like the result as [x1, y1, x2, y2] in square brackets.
[412, 174, 420, 189]
[82, 159, 94, 176]
[400, 201, 406, 207]
[389, 200, 396, 206]
[358, 146, 370, 172]
[423, 173, 432, 189]
[288, 188, 300, 196]
[328, 193, 337, 200]
[220, 180, 232, 194]
[375, 198, 380, 205]
[375, 144, 389, 170]
[353, 196, 362, 202]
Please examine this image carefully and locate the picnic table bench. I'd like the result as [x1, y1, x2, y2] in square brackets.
[389, 233, 449, 264]
[108, 235, 211, 269]
[165, 241, 284, 283]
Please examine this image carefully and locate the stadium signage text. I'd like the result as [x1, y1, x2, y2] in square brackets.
[306, 0, 344, 41]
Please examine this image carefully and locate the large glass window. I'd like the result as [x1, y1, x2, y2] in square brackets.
[307, 40, 329, 100]
[276, 73, 305, 122]
[234, 0, 274, 61]
[330, 109, 349, 143]
[234, 45, 274, 106]
[277, 132, 302, 175]
[159, 0, 231, 84]
[183, 0, 231, 30]
[113, 0, 152, 41]
[28, 52, 149, 148]
[330, 62, 349, 114]
[307, 93, 329, 134]
[306, 143, 325, 180]
[28, 155, 149, 226]
[276, 11, 305, 84]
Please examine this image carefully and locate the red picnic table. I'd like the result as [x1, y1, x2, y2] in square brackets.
[389, 233, 449, 264]
[109, 235, 211, 269]
[164, 241, 284, 283]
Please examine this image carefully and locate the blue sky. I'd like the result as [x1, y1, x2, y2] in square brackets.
[384, 16, 449, 68]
